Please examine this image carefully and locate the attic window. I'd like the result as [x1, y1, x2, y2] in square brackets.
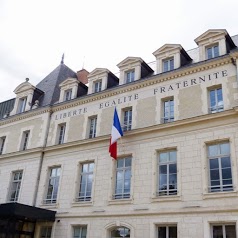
[126, 70, 135, 83]
[94, 80, 102, 93]
[64, 89, 72, 101]
[163, 58, 174, 72]
[17, 97, 27, 113]
[206, 44, 219, 59]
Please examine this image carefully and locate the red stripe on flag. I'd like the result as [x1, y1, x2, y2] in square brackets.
[109, 139, 117, 160]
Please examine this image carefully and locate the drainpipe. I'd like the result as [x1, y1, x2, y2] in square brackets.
[33, 108, 52, 206]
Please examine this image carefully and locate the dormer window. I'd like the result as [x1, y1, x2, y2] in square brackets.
[126, 70, 135, 83]
[94, 80, 102, 93]
[64, 89, 72, 101]
[206, 44, 219, 59]
[163, 58, 174, 72]
[17, 97, 27, 113]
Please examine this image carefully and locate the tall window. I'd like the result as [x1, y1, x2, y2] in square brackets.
[89, 117, 97, 138]
[163, 98, 174, 123]
[126, 70, 135, 83]
[94, 80, 102, 93]
[58, 124, 66, 144]
[77, 162, 94, 202]
[123, 108, 132, 132]
[0, 136, 6, 155]
[45, 167, 61, 204]
[207, 44, 219, 59]
[114, 157, 131, 199]
[17, 97, 27, 113]
[158, 151, 177, 196]
[163, 58, 174, 72]
[208, 142, 232, 192]
[212, 224, 236, 238]
[64, 89, 72, 101]
[209, 87, 223, 113]
[158, 225, 177, 238]
[111, 227, 130, 237]
[21, 131, 30, 151]
[40, 226, 52, 238]
[9, 170, 23, 202]
[73, 226, 87, 238]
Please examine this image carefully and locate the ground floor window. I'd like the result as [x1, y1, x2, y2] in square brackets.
[111, 227, 130, 237]
[212, 224, 236, 238]
[40, 226, 52, 238]
[73, 226, 87, 238]
[158, 225, 177, 238]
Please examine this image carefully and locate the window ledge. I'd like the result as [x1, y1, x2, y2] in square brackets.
[71, 201, 93, 207]
[108, 198, 132, 205]
[203, 191, 238, 199]
[151, 195, 181, 202]
[39, 203, 59, 209]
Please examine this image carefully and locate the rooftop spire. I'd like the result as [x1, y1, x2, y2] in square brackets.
[61, 53, 64, 64]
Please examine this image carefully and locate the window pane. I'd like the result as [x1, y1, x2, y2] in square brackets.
[160, 153, 168, 163]
[169, 151, 176, 162]
[210, 169, 220, 180]
[117, 159, 124, 168]
[213, 226, 223, 238]
[160, 165, 167, 174]
[220, 143, 230, 155]
[221, 157, 231, 168]
[210, 158, 219, 169]
[222, 168, 232, 180]
[158, 227, 166, 238]
[169, 226, 177, 238]
[225, 225, 236, 237]
[125, 158, 131, 167]
[208, 144, 218, 157]
[169, 164, 177, 174]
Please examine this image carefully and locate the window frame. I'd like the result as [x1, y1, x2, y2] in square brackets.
[77, 162, 94, 202]
[125, 70, 135, 83]
[0, 136, 6, 155]
[210, 224, 236, 238]
[17, 97, 27, 113]
[162, 97, 174, 123]
[208, 87, 224, 113]
[207, 142, 233, 193]
[40, 226, 52, 238]
[72, 226, 87, 238]
[206, 44, 219, 60]
[8, 170, 23, 202]
[88, 116, 97, 138]
[113, 157, 132, 200]
[157, 150, 177, 196]
[122, 108, 132, 132]
[157, 225, 177, 238]
[21, 130, 30, 151]
[44, 166, 61, 204]
[58, 123, 66, 144]
[64, 89, 72, 101]
[162, 57, 174, 72]
[93, 80, 102, 93]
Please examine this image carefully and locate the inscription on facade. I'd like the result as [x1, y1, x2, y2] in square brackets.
[54, 70, 228, 120]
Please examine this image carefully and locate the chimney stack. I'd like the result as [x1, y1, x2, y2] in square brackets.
[77, 69, 89, 84]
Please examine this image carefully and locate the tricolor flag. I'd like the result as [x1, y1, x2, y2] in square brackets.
[109, 108, 123, 159]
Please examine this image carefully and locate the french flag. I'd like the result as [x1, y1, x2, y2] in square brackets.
[109, 108, 123, 159]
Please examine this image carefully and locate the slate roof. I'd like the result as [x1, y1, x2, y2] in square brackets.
[0, 98, 15, 119]
[36, 63, 77, 107]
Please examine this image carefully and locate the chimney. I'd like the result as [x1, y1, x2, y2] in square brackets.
[77, 69, 89, 84]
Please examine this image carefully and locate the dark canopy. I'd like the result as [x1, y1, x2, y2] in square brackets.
[0, 203, 56, 222]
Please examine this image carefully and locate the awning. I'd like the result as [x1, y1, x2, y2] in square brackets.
[0, 203, 56, 222]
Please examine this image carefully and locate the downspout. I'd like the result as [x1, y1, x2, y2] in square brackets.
[33, 108, 53, 206]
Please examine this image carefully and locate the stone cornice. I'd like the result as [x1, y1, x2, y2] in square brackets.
[0, 147, 43, 160]
[52, 54, 233, 113]
[0, 107, 51, 126]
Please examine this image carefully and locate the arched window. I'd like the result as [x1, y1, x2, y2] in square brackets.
[111, 227, 130, 237]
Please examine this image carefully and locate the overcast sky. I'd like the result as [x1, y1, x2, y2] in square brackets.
[0, 0, 238, 102]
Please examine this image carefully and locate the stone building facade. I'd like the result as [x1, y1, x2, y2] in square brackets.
[0, 29, 238, 238]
